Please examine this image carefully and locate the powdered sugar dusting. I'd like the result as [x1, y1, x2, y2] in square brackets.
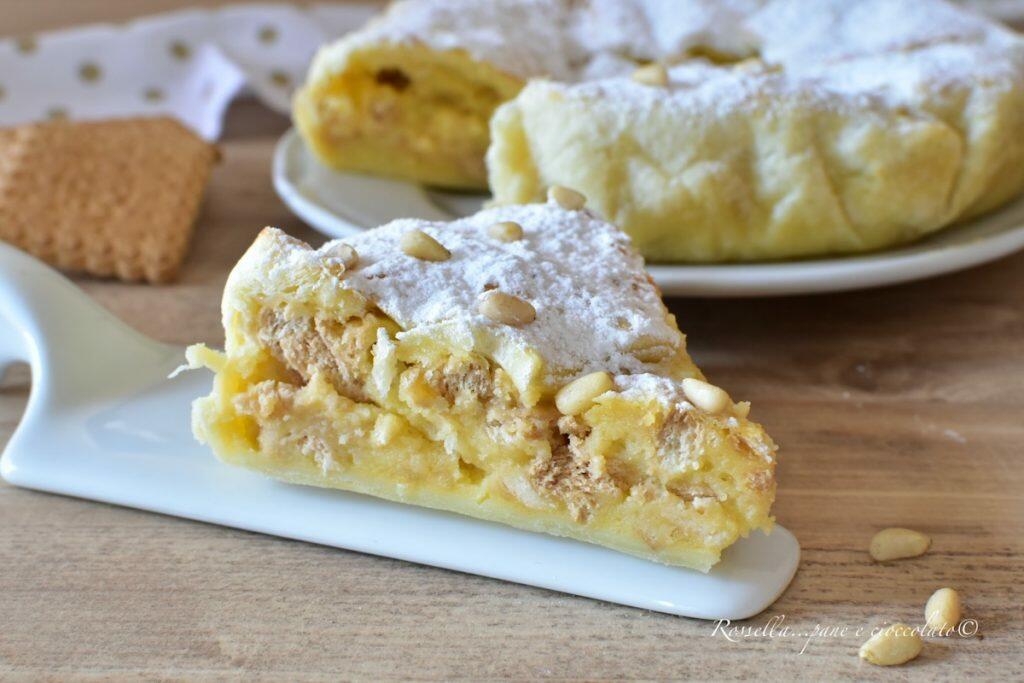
[312, 0, 766, 82]
[745, 0, 1024, 112]
[313, 0, 1023, 120]
[616, 373, 692, 409]
[311, 201, 680, 380]
[314, 0, 578, 81]
[530, 0, 1019, 115]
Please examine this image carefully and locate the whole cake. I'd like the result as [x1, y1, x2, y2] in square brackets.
[188, 192, 777, 571]
[295, 0, 1024, 262]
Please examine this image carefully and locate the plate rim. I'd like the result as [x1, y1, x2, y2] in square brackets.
[273, 127, 1024, 297]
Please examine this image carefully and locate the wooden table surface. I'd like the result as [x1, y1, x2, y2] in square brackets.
[2, 2, 1022, 680]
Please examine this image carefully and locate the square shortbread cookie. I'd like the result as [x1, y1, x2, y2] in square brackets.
[0, 116, 219, 283]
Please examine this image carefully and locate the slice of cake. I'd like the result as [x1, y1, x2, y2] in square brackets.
[188, 191, 777, 571]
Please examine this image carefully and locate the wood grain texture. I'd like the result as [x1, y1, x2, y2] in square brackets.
[1, 2, 1022, 680]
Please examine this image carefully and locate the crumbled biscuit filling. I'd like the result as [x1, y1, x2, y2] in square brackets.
[422, 355, 494, 404]
[528, 415, 622, 523]
[249, 306, 767, 527]
[257, 308, 390, 403]
[254, 306, 628, 519]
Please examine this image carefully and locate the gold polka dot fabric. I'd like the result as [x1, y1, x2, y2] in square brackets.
[78, 62, 102, 83]
[0, 3, 380, 135]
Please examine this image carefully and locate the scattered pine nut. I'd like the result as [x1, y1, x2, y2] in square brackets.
[869, 528, 931, 562]
[681, 378, 731, 414]
[335, 244, 359, 268]
[548, 185, 586, 210]
[488, 221, 524, 242]
[478, 291, 536, 327]
[401, 229, 451, 261]
[859, 623, 923, 666]
[925, 588, 962, 633]
[632, 62, 669, 86]
[556, 371, 614, 416]
[325, 243, 358, 275]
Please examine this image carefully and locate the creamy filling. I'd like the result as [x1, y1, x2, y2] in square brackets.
[246, 306, 770, 531]
[306, 54, 519, 187]
[255, 306, 628, 521]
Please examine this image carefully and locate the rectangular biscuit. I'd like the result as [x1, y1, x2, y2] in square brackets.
[0, 116, 219, 283]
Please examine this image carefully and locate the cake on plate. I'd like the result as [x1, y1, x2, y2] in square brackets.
[294, 0, 1024, 262]
[188, 191, 777, 571]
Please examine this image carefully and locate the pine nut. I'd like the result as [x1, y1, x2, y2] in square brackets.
[329, 243, 359, 268]
[478, 291, 536, 326]
[734, 57, 764, 73]
[401, 229, 450, 261]
[869, 528, 931, 562]
[324, 243, 359, 277]
[556, 371, 614, 416]
[925, 588, 962, 633]
[548, 185, 586, 210]
[488, 221, 524, 242]
[733, 401, 751, 418]
[681, 378, 731, 414]
[859, 623, 923, 666]
[632, 62, 669, 86]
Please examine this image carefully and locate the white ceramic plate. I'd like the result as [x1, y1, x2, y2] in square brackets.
[0, 243, 799, 620]
[274, 128, 1024, 297]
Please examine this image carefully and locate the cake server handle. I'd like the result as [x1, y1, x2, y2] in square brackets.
[0, 242, 175, 410]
